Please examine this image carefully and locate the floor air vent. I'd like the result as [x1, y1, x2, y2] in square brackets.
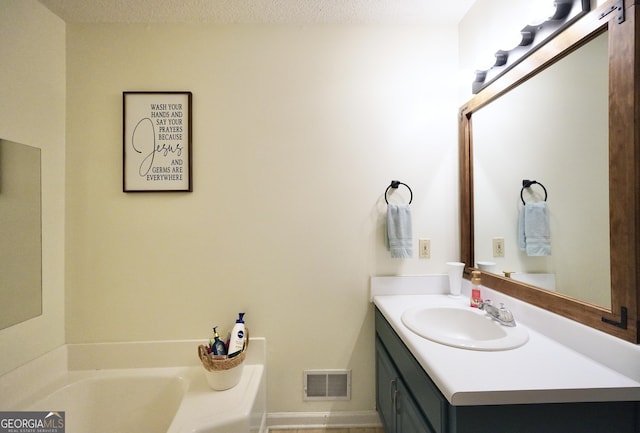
[303, 369, 351, 401]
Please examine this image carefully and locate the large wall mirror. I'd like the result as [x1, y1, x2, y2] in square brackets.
[459, 0, 639, 343]
[474, 31, 610, 307]
[0, 139, 42, 329]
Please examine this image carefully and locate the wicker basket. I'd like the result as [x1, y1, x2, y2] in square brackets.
[198, 329, 249, 390]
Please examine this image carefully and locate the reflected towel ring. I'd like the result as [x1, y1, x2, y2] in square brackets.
[520, 179, 548, 205]
[385, 180, 413, 205]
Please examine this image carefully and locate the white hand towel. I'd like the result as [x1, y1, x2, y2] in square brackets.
[387, 203, 413, 259]
[519, 202, 551, 256]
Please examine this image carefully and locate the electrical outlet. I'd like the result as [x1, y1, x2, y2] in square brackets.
[419, 239, 431, 259]
[493, 237, 505, 257]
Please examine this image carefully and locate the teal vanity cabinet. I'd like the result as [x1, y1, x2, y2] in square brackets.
[376, 339, 439, 433]
[375, 308, 639, 433]
[375, 308, 448, 433]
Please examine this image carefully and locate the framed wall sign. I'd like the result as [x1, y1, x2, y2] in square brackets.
[123, 91, 192, 192]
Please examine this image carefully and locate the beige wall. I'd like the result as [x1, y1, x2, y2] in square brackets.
[0, 0, 66, 375]
[65, 23, 460, 411]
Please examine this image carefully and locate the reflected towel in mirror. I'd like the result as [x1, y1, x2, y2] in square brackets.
[518, 202, 551, 256]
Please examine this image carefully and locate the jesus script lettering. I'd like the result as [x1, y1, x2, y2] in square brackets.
[131, 117, 183, 177]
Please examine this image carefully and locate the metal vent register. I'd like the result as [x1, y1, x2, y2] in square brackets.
[303, 369, 351, 400]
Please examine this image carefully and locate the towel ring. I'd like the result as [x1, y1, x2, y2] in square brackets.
[385, 180, 413, 205]
[520, 179, 547, 205]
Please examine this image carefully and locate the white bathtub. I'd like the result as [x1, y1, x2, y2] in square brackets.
[1, 339, 267, 433]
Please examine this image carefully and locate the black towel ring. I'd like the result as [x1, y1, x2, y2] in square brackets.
[385, 180, 413, 205]
[520, 179, 547, 205]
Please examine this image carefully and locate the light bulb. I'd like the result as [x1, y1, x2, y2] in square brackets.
[527, 0, 557, 26]
[499, 26, 526, 51]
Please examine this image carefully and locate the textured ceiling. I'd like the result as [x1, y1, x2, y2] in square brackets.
[37, 0, 475, 25]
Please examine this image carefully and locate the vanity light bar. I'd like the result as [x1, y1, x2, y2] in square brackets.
[472, 0, 590, 94]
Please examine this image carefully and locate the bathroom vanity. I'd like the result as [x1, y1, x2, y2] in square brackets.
[376, 3, 640, 430]
[374, 293, 640, 433]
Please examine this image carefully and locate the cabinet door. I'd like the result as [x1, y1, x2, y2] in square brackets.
[376, 309, 447, 433]
[397, 380, 435, 433]
[376, 337, 398, 433]
[377, 337, 434, 433]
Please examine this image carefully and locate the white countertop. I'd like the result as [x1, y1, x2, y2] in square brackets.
[374, 294, 640, 406]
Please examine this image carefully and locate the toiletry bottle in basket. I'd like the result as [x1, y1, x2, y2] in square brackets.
[228, 312, 246, 357]
[210, 326, 227, 356]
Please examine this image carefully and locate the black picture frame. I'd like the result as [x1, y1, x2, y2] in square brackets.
[123, 91, 192, 192]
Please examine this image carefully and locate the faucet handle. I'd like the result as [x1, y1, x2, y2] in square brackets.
[497, 304, 514, 323]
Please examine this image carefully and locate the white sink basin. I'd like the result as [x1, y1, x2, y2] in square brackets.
[401, 306, 529, 351]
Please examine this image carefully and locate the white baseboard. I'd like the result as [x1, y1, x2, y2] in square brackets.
[267, 410, 381, 430]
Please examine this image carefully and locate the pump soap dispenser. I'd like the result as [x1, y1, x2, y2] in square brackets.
[470, 270, 483, 308]
[210, 326, 227, 356]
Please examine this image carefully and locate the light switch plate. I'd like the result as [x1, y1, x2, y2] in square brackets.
[419, 239, 431, 259]
[493, 237, 505, 257]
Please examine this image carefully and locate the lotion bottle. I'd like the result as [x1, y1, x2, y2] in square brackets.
[210, 326, 227, 356]
[228, 312, 246, 356]
[470, 270, 483, 308]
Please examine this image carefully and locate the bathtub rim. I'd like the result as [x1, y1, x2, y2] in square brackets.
[0, 337, 266, 412]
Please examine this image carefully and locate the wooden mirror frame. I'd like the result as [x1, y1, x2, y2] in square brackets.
[459, 0, 639, 343]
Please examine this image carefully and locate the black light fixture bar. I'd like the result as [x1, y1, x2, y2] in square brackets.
[472, 0, 590, 94]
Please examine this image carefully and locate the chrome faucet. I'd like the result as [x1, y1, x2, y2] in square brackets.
[479, 300, 516, 327]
